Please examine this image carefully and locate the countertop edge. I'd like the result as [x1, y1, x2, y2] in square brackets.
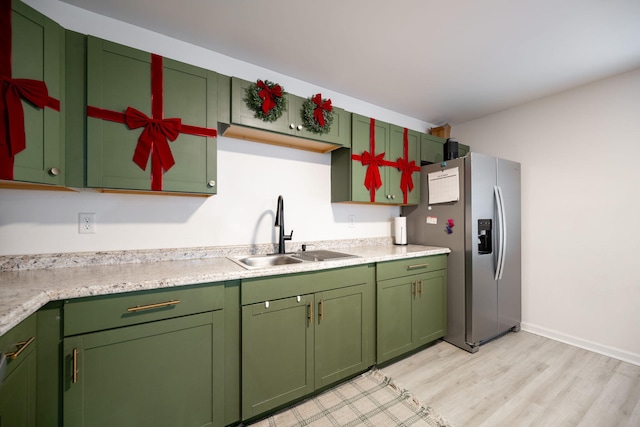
[1, 245, 449, 336]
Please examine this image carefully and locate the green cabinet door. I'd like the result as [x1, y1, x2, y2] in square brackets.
[332, 114, 420, 205]
[63, 311, 224, 427]
[227, 77, 350, 149]
[4, 0, 64, 186]
[84, 36, 218, 194]
[0, 314, 37, 427]
[421, 133, 445, 165]
[377, 269, 447, 363]
[389, 124, 421, 205]
[314, 283, 375, 389]
[412, 271, 447, 347]
[241, 295, 314, 419]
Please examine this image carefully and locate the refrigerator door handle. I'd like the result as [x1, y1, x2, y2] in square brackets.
[494, 186, 507, 280]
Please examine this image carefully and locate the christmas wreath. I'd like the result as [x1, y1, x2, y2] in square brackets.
[244, 79, 287, 122]
[302, 93, 334, 134]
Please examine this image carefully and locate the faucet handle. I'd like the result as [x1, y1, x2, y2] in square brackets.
[285, 230, 293, 241]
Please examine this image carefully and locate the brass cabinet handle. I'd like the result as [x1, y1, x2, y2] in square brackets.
[419, 279, 424, 297]
[319, 300, 324, 321]
[412, 281, 416, 298]
[3, 336, 35, 360]
[72, 348, 78, 384]
[127, 300, 180, 312]
[407, 263, 429, 270]
[308, 303, 313, 324]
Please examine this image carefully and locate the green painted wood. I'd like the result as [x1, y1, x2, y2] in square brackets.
[389, 124, 421, 205]
[421, 133, 446, 165]
[330, 146, 353, 202]
[63, 311, 224, 427]
[241, 265, 371, 305]
[413, 271, 447, 346]
[64, 282, 224, 336]
[36, 302, 63, 427]
[458, 143, 470, 157]
[314, 283, 375, 389]
[0, 342, 36, 427]
[349, 113, 389, 203]
[223, 281, 241, 426]
[376, 256, 448, 363]
[64, 30, 87, 188]
[376, 277, 414, 362]
[229, 77, 351, 148]
[0, 313, 37, 427]
[376, 255, 447, 281]
[86, 36, 218, 194]
[9, 0, 64, 186]
[241, 295, 314, 419]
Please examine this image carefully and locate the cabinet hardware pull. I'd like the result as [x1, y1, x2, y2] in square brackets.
[127, 300, 181, 312]
[72, 348, 78, 384]
[3, 336, 35, 360]
[308, 303, 313, 323]
[319, 300, 324, 321]
[407, 263, 429, 270]
[412, 281, 416, 298]
[419, 279, 424, 297]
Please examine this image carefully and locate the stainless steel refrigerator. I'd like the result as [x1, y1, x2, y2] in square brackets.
[402, 152, 521, 353]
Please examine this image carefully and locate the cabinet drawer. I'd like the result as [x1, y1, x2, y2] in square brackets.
[1, 314, 37, 381]
[377, 255, 447, 281]
[64, 282, 224, 336]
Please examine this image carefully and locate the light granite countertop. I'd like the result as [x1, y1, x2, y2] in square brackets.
[0, 243, 450, 337]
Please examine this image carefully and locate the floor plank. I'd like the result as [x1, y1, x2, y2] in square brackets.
[380, 331, 640, 427]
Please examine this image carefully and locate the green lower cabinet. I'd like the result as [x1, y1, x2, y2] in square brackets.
[377, 269, 447, 364]
[63, 311, 225, 427]
[241, 282, 374, 421]
[241, 295, 315, 419]
[0, 315, 37, 427]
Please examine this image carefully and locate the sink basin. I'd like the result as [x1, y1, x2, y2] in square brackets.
[229, 250, 358, 270]
[233, 254, 304, 269]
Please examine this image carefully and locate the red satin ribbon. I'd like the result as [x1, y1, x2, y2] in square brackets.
[396, 128, 420, 204]
[351, 118, 395, 202]
[86, 54, 217, 191]
[312, 93, 332, 127]
[257, 79, 283, 114]
[0, 0, 61, 180]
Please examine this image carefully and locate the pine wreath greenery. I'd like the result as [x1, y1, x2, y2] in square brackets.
[302, 94, 334, 134]
[244, 79, 287, 122]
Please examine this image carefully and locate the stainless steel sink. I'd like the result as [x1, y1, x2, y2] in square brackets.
[229, 250, 357, 270]
[236, 254, 304, 268]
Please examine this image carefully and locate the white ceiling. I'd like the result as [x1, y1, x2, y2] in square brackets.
[61, 0, 640, 125]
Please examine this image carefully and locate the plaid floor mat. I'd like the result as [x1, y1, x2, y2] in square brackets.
[248, 369, 453, 426]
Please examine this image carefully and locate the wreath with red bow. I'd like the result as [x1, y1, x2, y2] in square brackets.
[244, 79, 288, 122]
[301, 93, 334, 134]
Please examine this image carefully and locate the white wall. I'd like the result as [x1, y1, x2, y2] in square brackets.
[1, 0, 438, 256]
[453, 67, 640, 365]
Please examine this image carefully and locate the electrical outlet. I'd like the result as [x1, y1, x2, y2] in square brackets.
[78, 213, 96, 234]
[348, 215, 355, 228]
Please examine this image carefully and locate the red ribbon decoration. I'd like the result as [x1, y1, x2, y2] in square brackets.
[351, 118, 396, 202]
[312, 93, 332, 127]
[87, 54, 217, 191]
[0, 0, 61, 180]
[396, 127, 420, 204]
[257, 79, 283, 114]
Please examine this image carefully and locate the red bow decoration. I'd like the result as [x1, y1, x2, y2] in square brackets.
[257, 79, 283, 114]
[396, 128, 420, 204]
[0, 0, 61, 180]
[312, 93, 332, 127]
[86, 54, 217, 191]
[125, 107, 181, 172]
[360, 151, 386, 192]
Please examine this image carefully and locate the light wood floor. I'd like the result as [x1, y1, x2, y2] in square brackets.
[380, 331, 640, 427]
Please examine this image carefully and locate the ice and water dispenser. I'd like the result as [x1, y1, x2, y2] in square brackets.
[478, 219, 492, 254]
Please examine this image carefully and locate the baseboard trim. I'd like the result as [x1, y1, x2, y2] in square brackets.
[521, 322, 640, 367]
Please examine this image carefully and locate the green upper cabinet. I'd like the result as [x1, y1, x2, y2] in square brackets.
[1, 0, 65, 186]
[221, 77, 351, 153]
[421, 133, 470, 164]
[331, 114, 421, 205]
[67, 35, 219, 195]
